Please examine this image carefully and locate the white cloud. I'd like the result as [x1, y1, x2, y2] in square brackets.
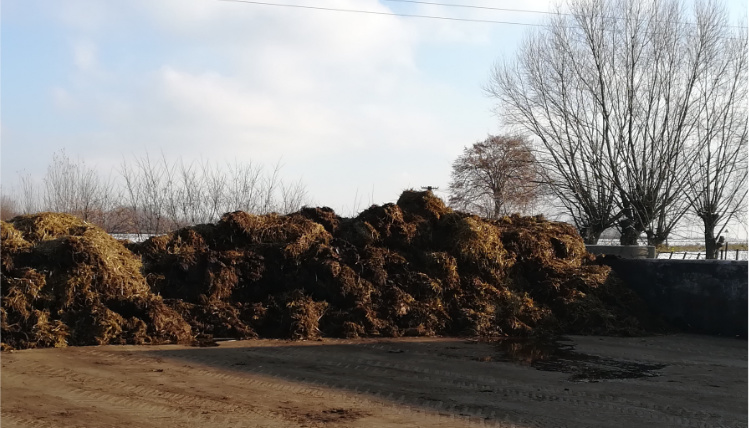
[58, 0, 113, 33]
[68, 0, 432, 159]
[52, 87, 76, 111]
[72, 39, 97, 72]
[6, 0, 513, 211]
[152, 66, 345, 157]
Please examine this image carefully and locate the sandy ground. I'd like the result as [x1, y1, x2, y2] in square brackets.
[1, 334, 746, 428]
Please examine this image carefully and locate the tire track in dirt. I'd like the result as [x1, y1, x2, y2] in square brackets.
[86, 340, 749, 428]
[1, 413, 59, 428]
[27, 347, 489, 428]
[89, 342, 740, 428]
[78, 346, 540, 427]
[3, 336, 745, 428]
[80, 348, 495, 427]
[360, 338, 746, 420]
[173, 343, 719, 427]
[1, 368, 294, 428]
[5, 365, 265, 420]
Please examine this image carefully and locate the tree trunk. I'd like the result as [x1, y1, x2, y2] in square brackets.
[618, 217, 640, 245]
[618, 199, 641, 245]
[703, 217, 719, 260]
[646, 232, 668, 248]
[648, 237, 667, 248]
[579, 225, 603, 245]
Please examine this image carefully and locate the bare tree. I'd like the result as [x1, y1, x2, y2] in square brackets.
[261, 161, 283, 214]
[17, 172, 41, 215]
[280, 178, 309, 214]
[226, 160, 263, 214]
[200, 160, 228, 221]
[175, 159, 206, 225]
[684, 11, 747, 258]
[43, 151, 80, 214]
[118, 153, 173, 235]
[488, 0, 741, 246]
[0, 191, 20, 220]
[117, 153, 311, 232]
[136, 153, 168, 234]
[160, 153, 184, 230]
[8, 150, 311, 235]
[119, 158, 145, 234]
[42, 150, 115, 227]
[448, 135, 541, 219]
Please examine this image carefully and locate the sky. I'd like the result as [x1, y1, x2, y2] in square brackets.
[2, 0, 748, 223]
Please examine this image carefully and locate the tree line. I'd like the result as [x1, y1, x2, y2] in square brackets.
[3, 0, 744, 260]
[2, 151, 308, 235]
[449, 0, 746, 259]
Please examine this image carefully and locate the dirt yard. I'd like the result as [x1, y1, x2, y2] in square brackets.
[1, 334, 746, 428]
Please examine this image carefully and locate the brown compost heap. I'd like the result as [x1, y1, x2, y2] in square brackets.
[1, 213, 192, 350]
[1, 191, 659, 350]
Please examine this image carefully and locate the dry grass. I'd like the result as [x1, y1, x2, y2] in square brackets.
[1, 221, 31, 272]
[1, 220, 31, 250]
[10, 212, 91, 242]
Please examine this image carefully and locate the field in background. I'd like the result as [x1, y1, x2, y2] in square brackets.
[655, 250, 748, 260]
[597, 238, 748, 260]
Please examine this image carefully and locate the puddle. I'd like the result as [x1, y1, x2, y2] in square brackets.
[494, 337, 666, 382]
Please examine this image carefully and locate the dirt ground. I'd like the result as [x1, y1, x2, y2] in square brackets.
[1, 334, 746, 428]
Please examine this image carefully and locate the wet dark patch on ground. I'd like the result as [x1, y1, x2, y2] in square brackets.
[494, 337, 666, 382]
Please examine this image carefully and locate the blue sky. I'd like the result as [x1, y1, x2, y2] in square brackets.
[2, 0, 747, 218]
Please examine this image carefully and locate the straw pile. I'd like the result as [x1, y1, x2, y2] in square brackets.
[2, 192, 659, 350]
[1, 213, 192, 350]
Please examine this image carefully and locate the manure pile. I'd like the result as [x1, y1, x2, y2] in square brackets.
[1, 214, 191, 350]
[1, 191, 659, 350]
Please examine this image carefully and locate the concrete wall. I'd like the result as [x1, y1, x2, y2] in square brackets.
[600, 259, 748, 337]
